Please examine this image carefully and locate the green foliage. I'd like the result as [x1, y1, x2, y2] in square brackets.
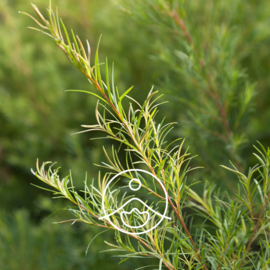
[0, 0, 157, 210]
[0, 208, 139, 270]
[116, 0, 270, 185]
[1, 0, 270, 269]
[0, 1, 156, 269]
[21, 2, 270, 269]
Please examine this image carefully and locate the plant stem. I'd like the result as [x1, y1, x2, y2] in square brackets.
[240, 192, 270, 267]
[169, 7, 242, 172]
[75, 196, 174, 270]
[90, 78, 207, 269]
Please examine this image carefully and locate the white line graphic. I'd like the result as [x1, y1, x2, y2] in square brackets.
[99, 197, 171, 220]
[99, 169, 171, 235]
[121, 208, 149, 229]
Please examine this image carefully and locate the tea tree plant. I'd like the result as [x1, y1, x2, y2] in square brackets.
[22, 2, 270, 269]
[116, 0, 270, 184]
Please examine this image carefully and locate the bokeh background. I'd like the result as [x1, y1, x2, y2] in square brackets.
[0, 0, 270, 269]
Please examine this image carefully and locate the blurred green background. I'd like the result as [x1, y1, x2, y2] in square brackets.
[0, 0, 269, 269]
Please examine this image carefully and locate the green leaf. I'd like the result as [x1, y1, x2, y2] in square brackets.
[30, 183, 56, 193]
[220, 165, 247, 181]
[105, 58, 112, 101]
[71, 29, 80, 53]
[95, 35, 103, 91]
[66, 90, 108, 104]
[60, 19, 71, 48]
[119, 86, 134, 101]
[85, 229, 111, 255]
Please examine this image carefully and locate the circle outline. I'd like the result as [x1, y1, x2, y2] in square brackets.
[129, 178, 141, 191]
[101, 169, 169, 235]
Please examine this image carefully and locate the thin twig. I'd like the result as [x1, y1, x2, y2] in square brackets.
[168, 7, 242, 172]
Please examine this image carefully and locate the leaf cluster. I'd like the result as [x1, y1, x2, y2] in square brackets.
[22, 2, 270, 270]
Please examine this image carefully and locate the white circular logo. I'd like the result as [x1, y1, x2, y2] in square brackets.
[99, 169, 171, 235]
